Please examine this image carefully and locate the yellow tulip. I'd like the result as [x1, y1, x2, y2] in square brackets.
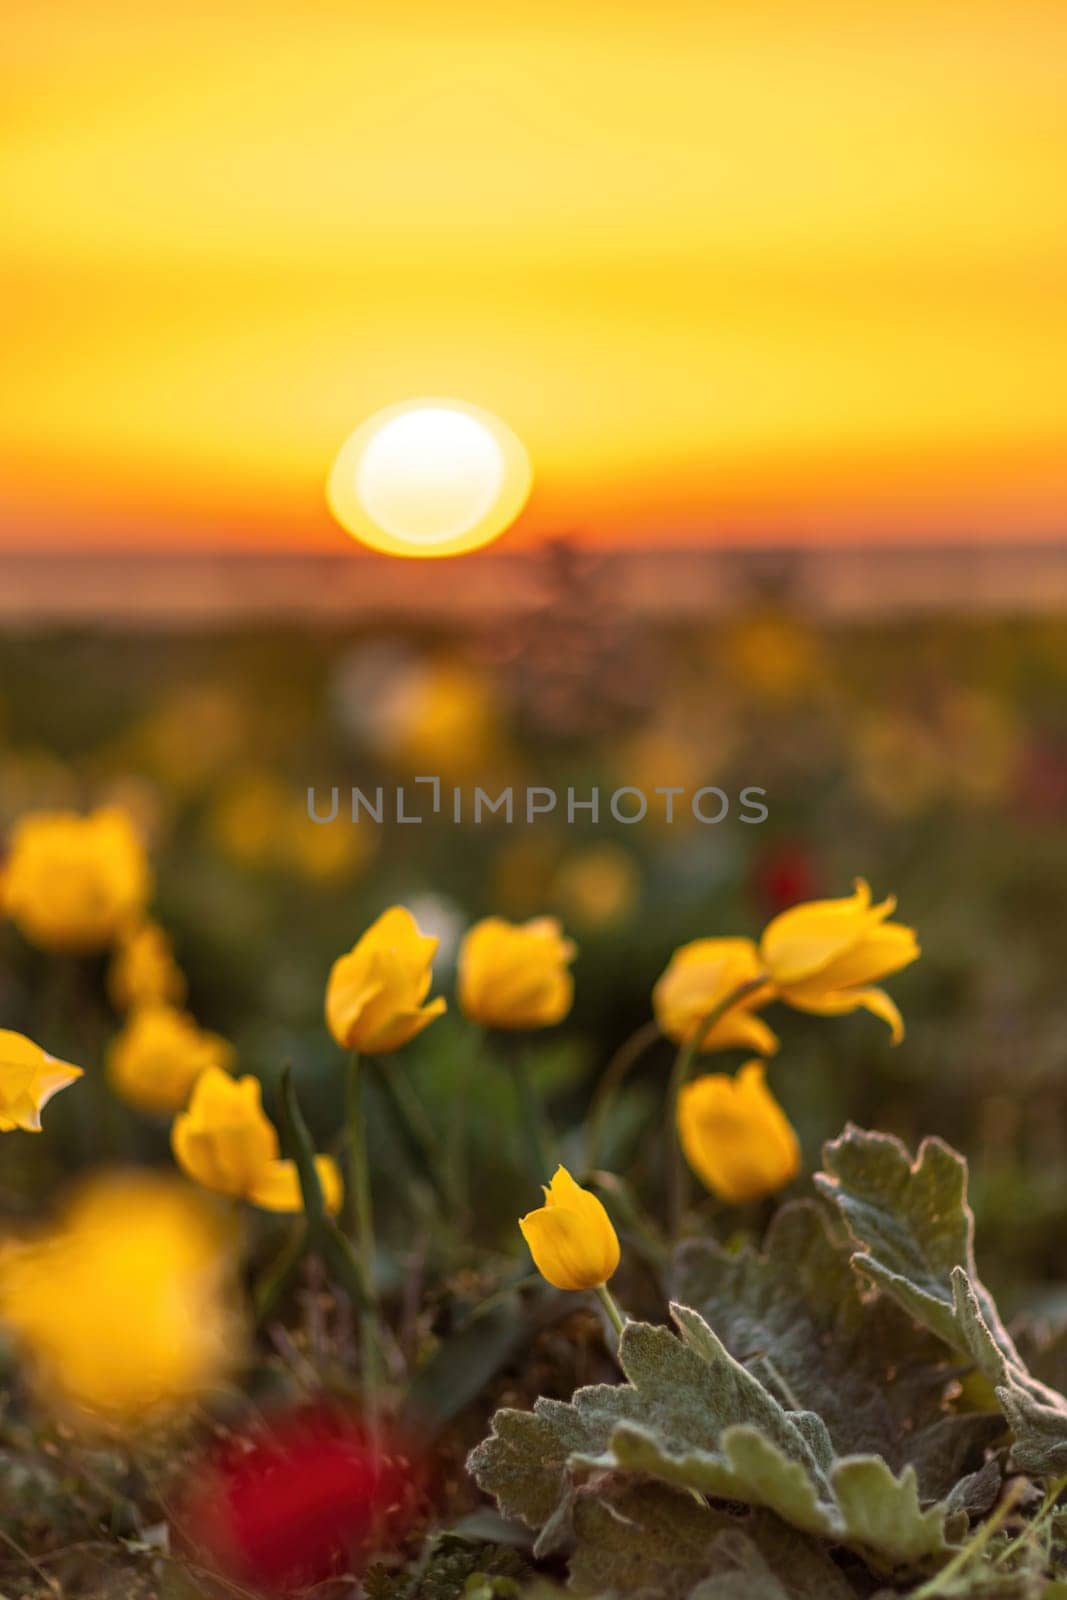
[677, 1061, 800, 1204]
[325, 905, 446, 1054]
[653, 937, 777, 1055]
[108, 1004, 233, 1116]
[759, 878, 919, 1043]
[0, 1029, 82, 1132]
[108, 920, 187, 1011]
[2, 806, 151, 952]
[172, 1067, 342, 1214]
[459, 915, 577, 1030]
[0, 1171, 243, 1429]
[519, 1165, 620, 1291]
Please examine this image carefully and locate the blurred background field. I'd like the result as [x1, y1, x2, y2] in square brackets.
[3, 550, 1064, 1318]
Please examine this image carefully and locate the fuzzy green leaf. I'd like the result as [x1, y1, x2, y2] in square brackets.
[468, 1307, 833, 1556]
[570, 1489, 860, 1600]
[815, 1126, 1067, 1480]
[953, 1269, 1067, 1477]
[815, 1127, 1017, 1367]
[470, 1304, 956, 1573]
[690, 1518, 860, 1600]
[567, 1482, 738, 1599]
[672, 1200, 1003, 1497]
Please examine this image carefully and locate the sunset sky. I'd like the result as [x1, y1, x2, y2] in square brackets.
[3, 0, 1066, 552]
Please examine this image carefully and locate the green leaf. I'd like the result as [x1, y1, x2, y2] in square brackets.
[279, 1065, 329, 1229]
[953, 1267, 1067, 1477]
[690, 1517, 860, 1600]
[566, 1482, 739, 1599]
[404, 1286, 563, 1437]
[813, 1125, 1067, 1478]
[468, 1307, 833, 1557]
[278, 1066, 367, 1310]
[470, 1304, 956, 1573]
[814, 1126, 1017, 1371]
[672, 1200, 1003, 1497]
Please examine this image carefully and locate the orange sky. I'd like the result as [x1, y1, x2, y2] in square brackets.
[3, 0, 1066, 551]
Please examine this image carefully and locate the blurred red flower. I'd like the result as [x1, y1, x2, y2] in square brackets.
[751, 842, 821, 917]
[183, 1406, 421, 1593]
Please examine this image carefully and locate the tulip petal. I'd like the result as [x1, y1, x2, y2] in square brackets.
[677, 1061, 800, 1204]
[704, 1009, 780, 1057]
[788, 924, 919, 996]
[852, 986, 906, 1044]
[776, 984, 905, 1043]
[760, 879, 898, 986]
[363, 995, 448, 1055]
[519, 1203, 618, 1291]
[249, 1156, 343, 1215]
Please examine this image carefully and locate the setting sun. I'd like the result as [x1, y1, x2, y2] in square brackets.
[327, 399, 532, 558]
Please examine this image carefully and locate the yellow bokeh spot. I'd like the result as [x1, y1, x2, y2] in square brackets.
[327, 399, 532, 558]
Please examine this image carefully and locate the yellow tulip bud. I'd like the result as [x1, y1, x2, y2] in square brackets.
[108, 1004, 233, 1116]
[519, 1165, 620, 1291]
[0, 1029, 82, 1133]
[677, 1061, 800, 1204]
[2, 807, 151, 953]
[172, 1067, 342, 1214]
[325, 905, 446, 1054]
[459, 915, 577, 1030]
[108, 920, 187, 1012]
[653, 937, 777, 1055]
[759, 878, 919, 1043]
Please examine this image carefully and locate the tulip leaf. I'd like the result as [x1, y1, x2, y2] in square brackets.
[278, 1067, 367, 1310]
[672, 1200, 1005, 1498]
[815, 1125, 1067, 1477]
[404, 1283, 566, 1437]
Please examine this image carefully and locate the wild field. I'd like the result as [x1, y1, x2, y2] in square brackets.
[0, 605, 1064, 1598]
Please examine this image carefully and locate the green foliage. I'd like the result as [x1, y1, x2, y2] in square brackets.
[816, 1127, 1067, 1478]
[364, 1535, 533, 1600]
[470, 1127, 1067, 1598]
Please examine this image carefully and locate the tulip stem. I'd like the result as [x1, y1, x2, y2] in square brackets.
[666, 976, 770, 1236]
[346, 1051, 381, 1426]
[595, 1283, 626, 1341]
[509, 1043, 555, 1184]
[584, 1018, 663, 1174]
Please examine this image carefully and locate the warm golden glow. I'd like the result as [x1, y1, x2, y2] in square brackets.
[2, 2, 1066, 549]
[327, 400, 531, 557]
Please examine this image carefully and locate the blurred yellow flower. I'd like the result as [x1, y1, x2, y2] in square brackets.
[677, 1061, 800, 1204]
[108, 1005, 233, 1116]
[653, 938, 777, 1055]
[459, 916, 576, 1030]
[108, 920, 187, 1011]
[726, 613, 823, 703]
[759, 878, 919, 1043]
[285, 804, 373, 882]
[326, 905, 446, 1054]
[519, 1165, 620, 1291]
[209, 772, 291, 870]
[172, 1067, 341, 1213]
[0, 1171, 243, 1430]
[380, 661, 505, 781]
[2, 806, 151, 952]
[551, 844, 639, 931]
[0, 1029, 81, 1132]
